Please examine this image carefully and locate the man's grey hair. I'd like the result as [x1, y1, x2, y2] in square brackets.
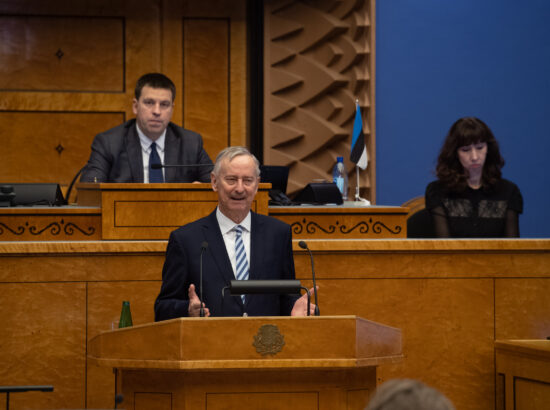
[212, 146, 261, 177]
[365, 379, 455, 410]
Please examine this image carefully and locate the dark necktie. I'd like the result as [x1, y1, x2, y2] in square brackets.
[149, 142, 164, 183]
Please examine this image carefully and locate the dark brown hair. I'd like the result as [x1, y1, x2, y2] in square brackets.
[135, 73, 176, 102]
[436, 117, 504, 191]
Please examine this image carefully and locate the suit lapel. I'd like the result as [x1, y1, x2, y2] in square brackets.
[164, 125, 179, 182]
[249, 212, 264, 280]
[125, 124, 144, 182]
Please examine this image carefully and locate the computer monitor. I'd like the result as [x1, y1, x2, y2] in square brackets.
[259, 165, 289, 194]
[0, 183, 65, 206]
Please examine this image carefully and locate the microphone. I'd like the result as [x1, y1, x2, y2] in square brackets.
[228, 279, 303, 295]
[222, 280, 311, 316]
[114, 393, 123, 409]
[151, 163, 214, 169]
[199, 241, 208, 317]
[64, 165, 85, 205]
[298, 240, 320, 315]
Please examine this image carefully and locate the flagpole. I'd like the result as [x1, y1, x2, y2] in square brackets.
[355, 167, 361, 200]
[355, 99, 360, 202]
[354, 165, 371, 205]
[350, 98, 376, 205]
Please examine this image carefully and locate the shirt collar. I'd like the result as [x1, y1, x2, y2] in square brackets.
[216, 207, 252, 234]
[136, 123, 166, 152]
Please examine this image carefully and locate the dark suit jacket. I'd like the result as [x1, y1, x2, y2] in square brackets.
[154, 210, 299, 319]
[80, 119, 212, 183]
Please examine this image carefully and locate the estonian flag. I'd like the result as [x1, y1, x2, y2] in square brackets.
[350, 101, 368, 170]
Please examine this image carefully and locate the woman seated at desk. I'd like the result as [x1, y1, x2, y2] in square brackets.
[425, 117, 523, 238]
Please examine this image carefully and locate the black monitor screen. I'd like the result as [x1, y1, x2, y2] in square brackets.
[0, 183, 64, 206]
[260, 165, 289, 194]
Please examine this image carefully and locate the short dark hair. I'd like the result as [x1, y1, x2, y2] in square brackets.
[135, 73, 176, 102]
[435, 117, 504, 191]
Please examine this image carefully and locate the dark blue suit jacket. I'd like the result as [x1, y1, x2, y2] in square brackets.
[80, 119, 212, 183]
[154, 210, 299, 319]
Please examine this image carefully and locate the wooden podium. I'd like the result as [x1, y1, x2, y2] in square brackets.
[88, 316, 402, 410]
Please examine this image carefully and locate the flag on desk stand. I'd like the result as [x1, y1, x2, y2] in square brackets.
[350, 100, 370, 204]
[350, 100, 368, 170]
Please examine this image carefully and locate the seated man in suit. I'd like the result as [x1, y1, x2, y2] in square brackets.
[154, 146, 316, 319]
[81, 73, 212, 183]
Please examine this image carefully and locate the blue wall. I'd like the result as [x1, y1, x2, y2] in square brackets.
[376, 0, 550, 237]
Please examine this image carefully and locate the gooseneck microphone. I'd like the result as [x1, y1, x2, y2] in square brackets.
[298, 240, 320, 315]
[199, 241, 209, 317]
[151, 163, 214, 169]
[114, 393, 124, 409]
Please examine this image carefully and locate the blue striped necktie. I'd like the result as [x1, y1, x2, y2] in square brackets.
[234, 225, 249, 302]
[149, 142, 164, 183]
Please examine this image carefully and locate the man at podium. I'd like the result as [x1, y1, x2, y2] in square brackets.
[154, 146, 315, 319]
[81, 73, 212, 183]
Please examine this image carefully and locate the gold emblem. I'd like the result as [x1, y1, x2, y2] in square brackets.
[253, 324, 285, 356]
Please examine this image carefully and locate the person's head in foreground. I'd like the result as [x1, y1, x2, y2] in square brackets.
[365, 379, 455, 410]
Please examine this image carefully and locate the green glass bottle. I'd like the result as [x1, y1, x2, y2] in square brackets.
[118, 301, 133, 328]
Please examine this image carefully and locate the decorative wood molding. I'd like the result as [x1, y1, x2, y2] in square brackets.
[0, 216, 100, 240]
[289, 216, 403, 238]
[264, 0, 376, 201]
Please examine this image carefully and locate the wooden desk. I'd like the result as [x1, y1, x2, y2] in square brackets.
[0, 206, 101, 241]
[77, 182, 270, 240]
[270, 204, 407, 239]
[1, 239, 549, 409]
[0, 188, 407, 241]
[495, 339, 550, 410]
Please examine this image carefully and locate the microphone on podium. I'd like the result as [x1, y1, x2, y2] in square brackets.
[228, 279, 303, 295]
[151, 163, 214, 169]
[224, 280, 312, 316]
[199, 241, 209, 317]
[298, 240, 320, 316]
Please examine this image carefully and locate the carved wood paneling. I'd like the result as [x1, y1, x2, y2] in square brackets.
[167, 0, 247, 155]
[0, 112, 123, 184]
[183, 18, 230, 156]
[0, 201, 403, 241]
[495, 278, 550, 340]
[270, 206, 407, 238]
[0, 214, 100, 241]
[264, 0, 375, 201]
[86, 281, 159, 409]
[1, 239, 550, 409]
[0, 15, 124, 91]
[0, 0, 247, 186]
[0, 282, 87, 409]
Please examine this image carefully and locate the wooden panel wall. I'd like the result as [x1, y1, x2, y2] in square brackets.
[1, 239, 549, 409]
[263, 0, 376, 200]
[0, 0, 247, 187]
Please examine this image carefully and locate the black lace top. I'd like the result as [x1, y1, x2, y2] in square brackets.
[425, 179, 523, 238]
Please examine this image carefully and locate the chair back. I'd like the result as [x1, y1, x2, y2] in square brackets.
[402, 196, 435, 238]
[407, 208, 435, 238]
